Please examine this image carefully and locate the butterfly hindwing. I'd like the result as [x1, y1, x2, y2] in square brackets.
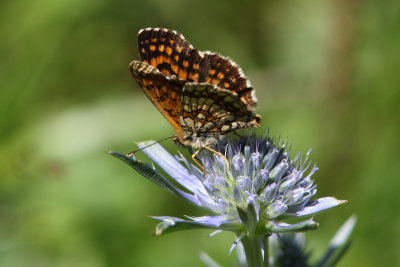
[180, 83, 259, 134]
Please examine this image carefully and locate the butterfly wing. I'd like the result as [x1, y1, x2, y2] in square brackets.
[130, 60, 186, 139]
[180, 83, 260, 134]
[138, 28, 257, 110]
[137, 28, 206, 82]
[200, 52, 257, 110]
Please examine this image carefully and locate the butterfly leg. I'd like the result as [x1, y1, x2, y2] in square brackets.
[204, 146, 230, 170]
[191, 147, 208, 178]
[191, 147, 230, 177]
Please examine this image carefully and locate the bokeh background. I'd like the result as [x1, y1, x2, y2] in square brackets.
[1, 0, 399, 266]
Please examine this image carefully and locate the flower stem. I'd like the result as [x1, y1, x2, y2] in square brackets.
[241, 236, 264, 267]
[263, 235, 269, 267]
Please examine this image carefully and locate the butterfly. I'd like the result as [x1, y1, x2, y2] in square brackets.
[130, 28, 261, 151]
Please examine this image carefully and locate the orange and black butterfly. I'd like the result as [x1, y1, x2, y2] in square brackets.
[130, 28, 261, 149]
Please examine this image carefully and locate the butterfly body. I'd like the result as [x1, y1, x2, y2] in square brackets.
[130, 28, 261, 149]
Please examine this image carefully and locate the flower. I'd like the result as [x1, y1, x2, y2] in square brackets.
[110, 131, 345, 243]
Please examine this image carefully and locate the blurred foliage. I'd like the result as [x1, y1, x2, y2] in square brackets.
[0, 0, 399, 266]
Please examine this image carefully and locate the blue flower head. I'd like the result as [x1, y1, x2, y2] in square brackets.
[110, 131, 344, 246]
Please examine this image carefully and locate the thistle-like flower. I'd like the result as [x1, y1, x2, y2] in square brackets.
[110, 131, 345, 266]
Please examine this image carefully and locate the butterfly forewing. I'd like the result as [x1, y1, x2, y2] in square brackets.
[138, 28, 205, 82]
[130, 61, 185, 136]
[137, 27, 255, 103]
[201, 53, 257, 109]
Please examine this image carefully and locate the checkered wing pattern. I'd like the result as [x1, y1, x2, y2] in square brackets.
[180, 83, 258, 134]
[138, 28, 204, 82]
[130, 28, 261, 148]
[137, 28, 257, 109]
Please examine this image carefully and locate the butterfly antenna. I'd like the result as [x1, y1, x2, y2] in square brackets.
[126, 136, 175, 157]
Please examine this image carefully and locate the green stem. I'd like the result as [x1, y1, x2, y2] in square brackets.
[241, 235, 264, 267]
[263, 235, 270, 267]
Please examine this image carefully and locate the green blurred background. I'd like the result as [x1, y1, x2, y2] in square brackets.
[1, 0, 399, 266]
